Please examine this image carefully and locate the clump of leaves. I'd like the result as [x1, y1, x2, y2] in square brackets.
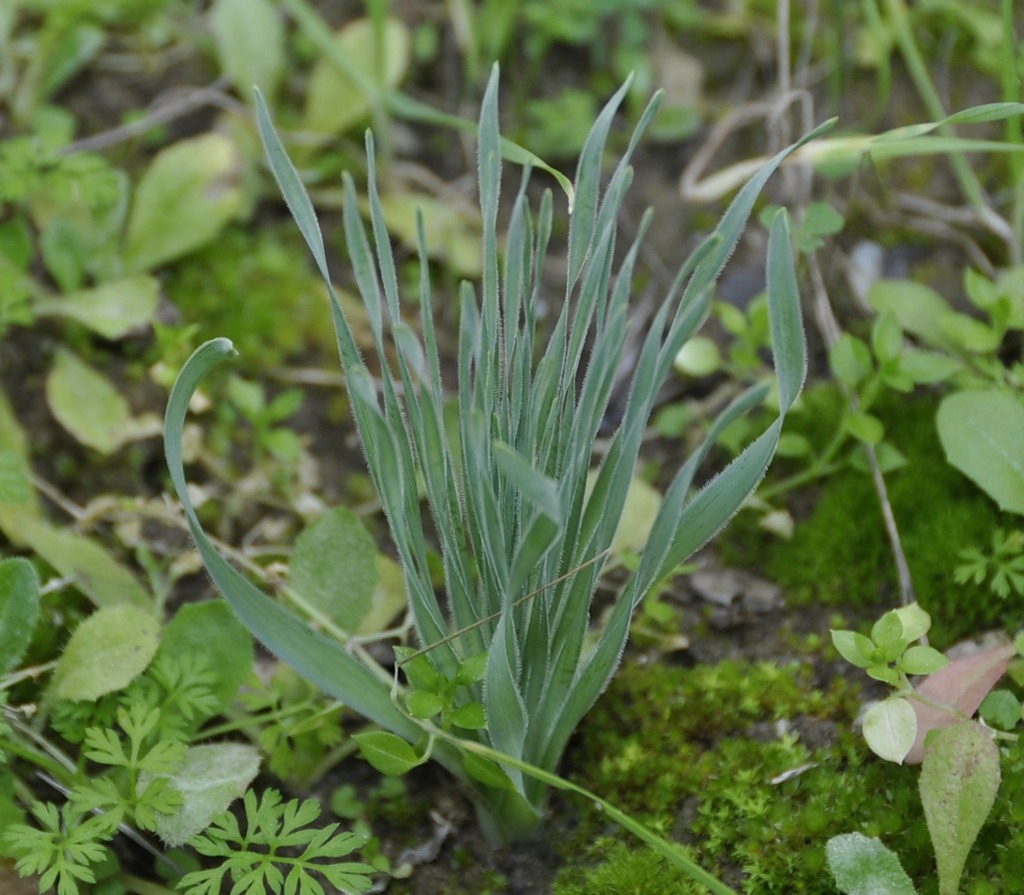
[165, 65, 824, 850]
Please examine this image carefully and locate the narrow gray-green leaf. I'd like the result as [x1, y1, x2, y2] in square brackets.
[493, 442, 562, 523]
[254, 89, 330, 281]
[163, 339, 419, 740]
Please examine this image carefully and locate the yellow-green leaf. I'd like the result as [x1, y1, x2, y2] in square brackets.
[52, 604, 159, 701]
[303, 18, 410, 137]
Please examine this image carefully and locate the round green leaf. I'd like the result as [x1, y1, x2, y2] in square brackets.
[46, 349, 161, 454]
[831, 629, 875, 669]
[455, 653, 488, 686]
[353, 731, 422, 776]
[937, 390, 1024, 515]
[863, 697, 917, 764]
[145, 742, 261, 847]
[52, 604, 159, 701]
[893, 603, 931, 642]
[157, 602, 253, 714]
[451, 702, 487, 730]
[289, 507, 379, 632]
[978, 689, 1022, 731]
[845, 411, 884, 446]
[673, 336, 721, 377]
[40, 275, 160, 339]
[406, 690, 444, 719]
[899, 645, 948, 676]
[826, 833, 916, 895]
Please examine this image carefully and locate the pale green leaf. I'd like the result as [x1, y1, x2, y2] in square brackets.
[900, 646, 948, 676]
[863, 698, 917, 764]
[868, 280, 955, 349]
[673, 336, 721, 376]
[830, 630, 875, 669]
[38, 275, 160, 339]
[373, 191, 481, 278]
[357, 553, 407, 636]
[898, 349, 961, 384]
[52, 604, 159, 701]
[0, 557, 40, 675]
[46, 349, 161, 453]
[145, 743, 261, 847]
[826, 833, 917, 895]
[157, 602, 253, 714]
[451, 702, 486, 730]
[937, 390, 1024, 514]
[353, 731, 422, 776]
[892, 603, 932, 642]
[123, 134, 244, 273]
[919, 722, 1000, 895]
[17, 517, 148, 608]
[0, 450, 32, 505]
[210, 0, 285, 99]
[303, 18, 410, 137]
[845, 412, 884, 446]
[289, 507, 379, 632]
[405, 690, 443, 719]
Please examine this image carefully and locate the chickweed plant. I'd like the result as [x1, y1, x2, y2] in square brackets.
[164, 67, 825, 850]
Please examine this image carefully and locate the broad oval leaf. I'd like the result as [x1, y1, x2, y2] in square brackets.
[830, 630, 875, 669]
[899, 645, 948, 676]
[46, 349, 161, 454]
[0, 450, 32, 505]
[825, 833, 916, 895]
[210, 0, 284, 100]
[937, 390, 1024, 515]
[451, 702, 487, 730]
[39, 275, 160, 339]
[862, 697, 917, 764]
[0, 557, 40, 675]
[123, 133, 244, 273]
[353, 730, 422, 776]
[406, 690, 444, 719]
[893, 603, 931, 642]
[18, 517, 148, 609]
[303, 18, 410, 137]
[919, 722, 1000, 895]
[157, 602, 253, 715]
[289, 507, 379, 633]
[52, 604, 159, 701]
[145, 742, 261, 847]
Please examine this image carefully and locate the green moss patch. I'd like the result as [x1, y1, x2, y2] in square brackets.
[723, 388, 1022, 648]
[555, 657, 1024, 894]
